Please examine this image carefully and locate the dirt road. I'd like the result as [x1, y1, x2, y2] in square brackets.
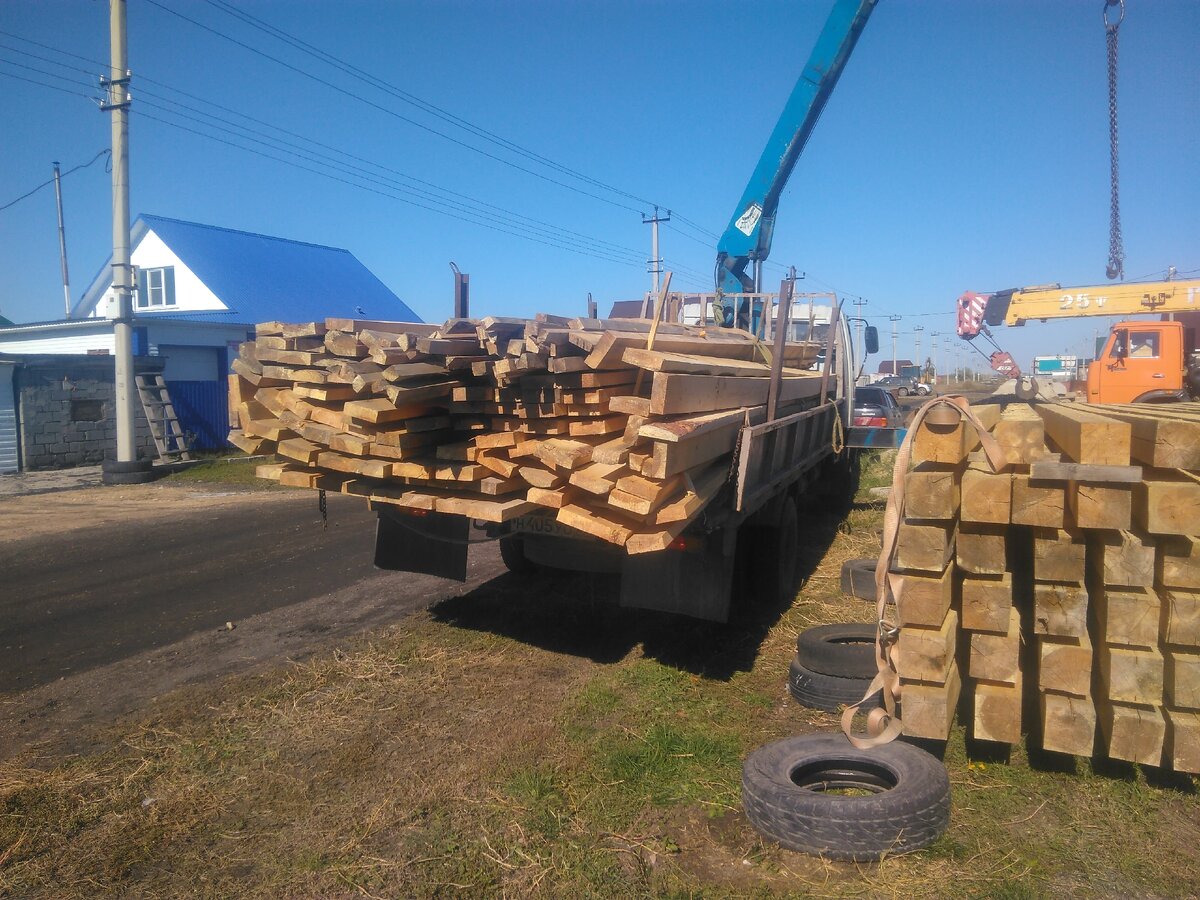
[0, 483, 507, 757]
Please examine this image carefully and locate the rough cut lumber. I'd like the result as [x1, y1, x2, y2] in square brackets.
[1041, 691, 1097, 757]
[893, 565, 954, 628]
[1101, 703, 1166, 766]
[895, 521, 955, 573]
[911, 403, 1003, 465]
[639, 427, 738, 480]
[276, 437, 321, 464]
[1165, 709, 1200, 774]
[1039, 635, 1094, 697]
[973, 676, 1023, 744]
[1159, 536, 1200, 589]
[556, 503, 634, 546]
[1095, 586, 1161, 649]
[1033, 582, 1089, 638]
[904, 465, 961, 521]
[961, 575, 1013, 633]
[255, 463, 288, 481]
[1099, 646, 1165, 705]
[900, 660, 962, 740]
[1091, 530, 1156, 588]
[960, 455, 1012, 524]
[1032, 527, 1087, 583]
[993, 403, 1048, 465]
[1086, 407, 1200, 469]
[1135, 474, 1200, 536]
[434, 495, 538, 523]
[1068, 482, 1133, 531]
[1011, 474, 1065, 528]
[969, 607, 1021, 683]
[896, 609, 958, 684]
[1166, 651, 1200, 710]
[1036, 403, 1132, 465]
[648, 371, 822, 416]
[956, 524, 1007, 576]
[1165, 589, 1200, 648]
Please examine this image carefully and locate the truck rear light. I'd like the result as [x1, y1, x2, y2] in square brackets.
[853, 415, 888, 427]
[668, 535, 705, 552]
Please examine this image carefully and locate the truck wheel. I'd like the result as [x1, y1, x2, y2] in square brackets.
[796, 624, 877, 679]
[498, 535, 537, 575]
[751, 497, 800, 605]
[742, 734, 951, 861]
[787, 655, 880, 712]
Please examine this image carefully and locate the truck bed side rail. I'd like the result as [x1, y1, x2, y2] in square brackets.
[735, 402, 837, 513]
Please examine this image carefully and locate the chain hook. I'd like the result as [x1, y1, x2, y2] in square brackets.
[1103, 0, 1124, 32]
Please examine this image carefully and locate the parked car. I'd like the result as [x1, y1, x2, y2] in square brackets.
[875, 375, 931, 397]
[852, 386, 905, 428]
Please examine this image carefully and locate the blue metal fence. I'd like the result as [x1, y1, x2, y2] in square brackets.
[166, 380, 229, 450]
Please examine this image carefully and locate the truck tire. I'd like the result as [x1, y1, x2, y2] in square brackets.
[101, 458, 152, 474]
[840, 558, 878, 602]
[796, 624, 877, 679]
[787, 655, 880, 712]
[750, 496, 800, 606]
[101, 469, 157, 485]
[741, 734, 951, 861]
[498, 535, 537, 575]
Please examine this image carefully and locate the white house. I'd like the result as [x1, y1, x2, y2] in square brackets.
[0, 215, 420, 452]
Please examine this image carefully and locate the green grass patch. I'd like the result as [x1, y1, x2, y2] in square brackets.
[160, 453, 279, 489]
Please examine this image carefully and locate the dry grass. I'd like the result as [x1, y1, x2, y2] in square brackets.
[2, 451, 1197, 897]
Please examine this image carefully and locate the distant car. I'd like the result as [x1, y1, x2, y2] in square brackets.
[852, 386, 905, 428]
[875, 375, 931, 397]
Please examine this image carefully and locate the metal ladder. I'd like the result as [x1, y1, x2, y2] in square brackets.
[134, 374, 193, 463]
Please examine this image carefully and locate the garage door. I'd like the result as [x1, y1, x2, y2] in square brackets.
[0, 364, 17, 473]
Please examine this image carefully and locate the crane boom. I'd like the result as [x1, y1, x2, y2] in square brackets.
[714, 0, 877, 328]
[958, 279, 1200, 332]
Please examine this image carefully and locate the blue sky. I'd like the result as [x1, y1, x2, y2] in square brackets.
[1, 0, 1196, 371]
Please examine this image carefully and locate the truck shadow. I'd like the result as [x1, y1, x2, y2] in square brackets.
[429, 494, 852, 681]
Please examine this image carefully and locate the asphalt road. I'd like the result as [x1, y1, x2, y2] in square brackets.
[0, 490, 491, 695]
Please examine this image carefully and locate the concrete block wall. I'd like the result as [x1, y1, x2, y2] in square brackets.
[14, 356, 163, 470]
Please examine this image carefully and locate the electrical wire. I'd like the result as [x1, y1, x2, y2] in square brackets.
[0, 147, 110, 213]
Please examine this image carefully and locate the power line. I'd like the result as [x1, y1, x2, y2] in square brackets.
[0, 148, 110, 213]
[140, 0, 650, 215]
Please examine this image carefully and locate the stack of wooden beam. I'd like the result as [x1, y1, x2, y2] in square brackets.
[891, 399, 1200, 775]
[228, 315, 825, 553]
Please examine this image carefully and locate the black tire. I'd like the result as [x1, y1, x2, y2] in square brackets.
[749, 497, 800, 606]
[787, 655, 880, 712]
[741, 734, 951, 861]
[796, 624, 877, 679]
[498, 535, 537, 575]
[102, 469, 157, 485]
[897, 387, 909, 397]
[841, 557, 878, 602]
[101, 458, 152, 474]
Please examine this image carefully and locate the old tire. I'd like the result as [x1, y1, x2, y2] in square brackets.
[102, 469, 157, 485]
[897, 387, 909, 397]
[787, 656, 880, 712]
[750, 496, 800, 606]
[101, 458, 152, 474]
[796, 624, 877, 679]
[741, 734, 951, 861]
[499, 535, 537, 575]
[841, 557, 878, 602]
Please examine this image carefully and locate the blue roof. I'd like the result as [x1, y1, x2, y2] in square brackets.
[76, 215, 421, 324]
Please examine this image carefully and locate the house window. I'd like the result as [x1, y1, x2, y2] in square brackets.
[136, 267, 176, 309]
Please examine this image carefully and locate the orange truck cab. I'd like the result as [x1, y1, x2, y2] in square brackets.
[1087, 320, 1188, 404]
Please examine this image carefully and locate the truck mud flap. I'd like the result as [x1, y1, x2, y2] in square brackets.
[620, 530, 737, 623]
[374, 509, 469, 581]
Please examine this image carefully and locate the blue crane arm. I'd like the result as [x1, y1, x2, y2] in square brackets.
[715, 0, 877, 327]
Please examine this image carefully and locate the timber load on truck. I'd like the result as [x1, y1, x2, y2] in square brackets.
[229, 303, 862, 621]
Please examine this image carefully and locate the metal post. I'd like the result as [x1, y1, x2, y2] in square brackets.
[766, 272, 795, 421]
[913, 324, 924, 377]
[930, 330, 941, 385]
[889, 314, 902, 375]
[852, 296, 867, 362]
[105, 0, 136, 463]
[587, 292, 597, 319]
[450, 262, 469, 318]
[53, 162, 72, 319]
[642, 206, 670, 295]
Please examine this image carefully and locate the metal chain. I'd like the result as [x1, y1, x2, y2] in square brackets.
[1105, 0, 1125, 280]
[318, 488, 327, 531]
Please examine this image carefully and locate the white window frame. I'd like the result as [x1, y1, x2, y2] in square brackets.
[136, 266, 177, 309]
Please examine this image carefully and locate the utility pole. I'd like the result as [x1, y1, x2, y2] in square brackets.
[642, 206, 670, 294]
[852, 296, 867, 362]
[52, 162, 73, 319]
[930, 330, 940, 385]
[912, 324, 924, 377]
[587, 292, 597, 319]
[888, 314, 902, 375]
[104, 0, 136, 465]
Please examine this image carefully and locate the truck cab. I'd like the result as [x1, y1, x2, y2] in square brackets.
[1087, 320, 1187, 404]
